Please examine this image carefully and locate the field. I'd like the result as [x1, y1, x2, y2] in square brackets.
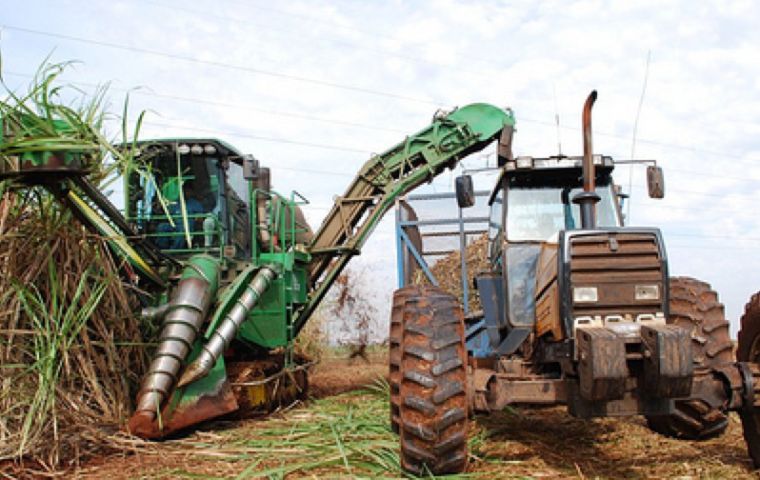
[48, 349, 758, 480]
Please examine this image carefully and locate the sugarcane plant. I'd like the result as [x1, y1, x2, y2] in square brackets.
[0, 58, 154, 468]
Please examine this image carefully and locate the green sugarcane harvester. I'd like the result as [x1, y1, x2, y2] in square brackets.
[0, 103, 516, 437]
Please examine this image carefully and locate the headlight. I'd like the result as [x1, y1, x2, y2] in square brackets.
[573, 286, 598, 303]
[635, 285, 660, 301]
[515, 156, 533, 169]
[190, 144, 204, 155]
[204, 144, 217, 155]
[177, 144, 191, 155]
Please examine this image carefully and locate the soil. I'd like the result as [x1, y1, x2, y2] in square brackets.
[308, 350, 388, 398]
[7, 350, 760, 479]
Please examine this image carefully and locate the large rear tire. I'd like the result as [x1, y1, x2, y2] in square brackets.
[737, 291, 760, 468]
[398, 286, 468, 475]
[645, 277, 733, 439]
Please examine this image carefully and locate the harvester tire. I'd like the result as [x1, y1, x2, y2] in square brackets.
[645, 276, 733, 440]
[389, 287, 414, 435]
[398, 286, 468, 475]
[737, 291, 760, 468]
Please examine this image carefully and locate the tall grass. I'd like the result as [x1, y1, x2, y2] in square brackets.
[234, 381, 403, 478]
[0, 57, 152, 471]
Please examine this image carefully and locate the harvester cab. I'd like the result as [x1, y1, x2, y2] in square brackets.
[391, 92, 760, 476]
[126, 140, 244, 255]
[124, 140, 313, 259]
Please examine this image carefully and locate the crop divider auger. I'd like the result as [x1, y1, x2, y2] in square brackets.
[0, 103, 515, 438]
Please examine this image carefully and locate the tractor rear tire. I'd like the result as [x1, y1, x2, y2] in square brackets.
[398, 286, 468, 475]
[645, 276, 733, 439]
[389, 287, 414, 435]
[737, 291, 760, 468]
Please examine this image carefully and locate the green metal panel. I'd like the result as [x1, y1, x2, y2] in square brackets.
[243, 275, 288, 348]
[162, 341, 228, 421]
[0, 115, 92, 174]
[291, 263, 309, 304]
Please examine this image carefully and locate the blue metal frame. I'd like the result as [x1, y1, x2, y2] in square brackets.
[398, 228, 439, 287]
[394, 191, 490, 314]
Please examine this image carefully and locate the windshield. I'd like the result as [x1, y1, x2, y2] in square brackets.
[129, 154, 219, 221]
[126, 151, 222, 251]
[506, 183, 620, 241]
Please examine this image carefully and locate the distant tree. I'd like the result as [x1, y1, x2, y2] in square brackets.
[331, 266, 378, 362]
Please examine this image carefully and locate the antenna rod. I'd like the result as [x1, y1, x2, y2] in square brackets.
[628, 50, 652, 222]
[553, 83, 562, 156]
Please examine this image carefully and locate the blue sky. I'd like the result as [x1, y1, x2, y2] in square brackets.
[2, 0, 759, 336]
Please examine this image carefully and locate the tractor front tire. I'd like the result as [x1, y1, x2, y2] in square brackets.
[645, 276, 733, 439]
[398, 286, 468, 475]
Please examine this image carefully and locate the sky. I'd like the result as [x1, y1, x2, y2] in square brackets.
[1, 0, 759, 338]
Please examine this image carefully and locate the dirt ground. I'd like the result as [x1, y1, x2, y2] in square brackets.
[7, 350, 760, 479]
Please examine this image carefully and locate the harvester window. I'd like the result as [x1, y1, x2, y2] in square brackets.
[226, 161, 249, 206]
[224, 161, 250, 256]
[128, 151, 223, 251]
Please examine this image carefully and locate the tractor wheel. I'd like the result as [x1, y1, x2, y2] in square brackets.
[389, 287, 414, 435]
[398, 286, 468, 475]
[645, 276, 733, 439]
[737, 291, 760, 468]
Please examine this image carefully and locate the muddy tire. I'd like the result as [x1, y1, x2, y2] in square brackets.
[645, 276, 733, 440]
[389, 287, 413, 435]
[737, 291, 760, 468]
[398, 286, 468, 475]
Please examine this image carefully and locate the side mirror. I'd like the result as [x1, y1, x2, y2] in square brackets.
[646, 166, 665, 199]
[455, 175, 475, 208]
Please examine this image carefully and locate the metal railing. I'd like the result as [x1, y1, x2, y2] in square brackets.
[394, 190, 491, 314]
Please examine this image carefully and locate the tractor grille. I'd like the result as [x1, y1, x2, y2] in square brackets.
[568, 231, 665, 317]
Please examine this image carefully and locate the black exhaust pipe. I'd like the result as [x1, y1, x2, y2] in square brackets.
[572, 90, 601, 229]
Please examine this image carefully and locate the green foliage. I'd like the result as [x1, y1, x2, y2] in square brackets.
[0, 54, 145, 184]
[11, 260, 107, 456]
[152, 381, 482, 479]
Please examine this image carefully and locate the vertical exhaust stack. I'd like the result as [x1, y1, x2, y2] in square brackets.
[573, 90, 601, 229]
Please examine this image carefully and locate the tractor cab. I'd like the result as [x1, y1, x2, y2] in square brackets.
[488, 155, 623, 261]
[476, 155, 624, 337]
[124, 139, 252, 259]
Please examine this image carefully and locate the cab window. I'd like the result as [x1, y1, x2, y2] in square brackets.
[225, 160, 250, 256]
[488, 185, 504, 264]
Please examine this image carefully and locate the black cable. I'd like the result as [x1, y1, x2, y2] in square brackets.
[0, 24, 444, 106]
